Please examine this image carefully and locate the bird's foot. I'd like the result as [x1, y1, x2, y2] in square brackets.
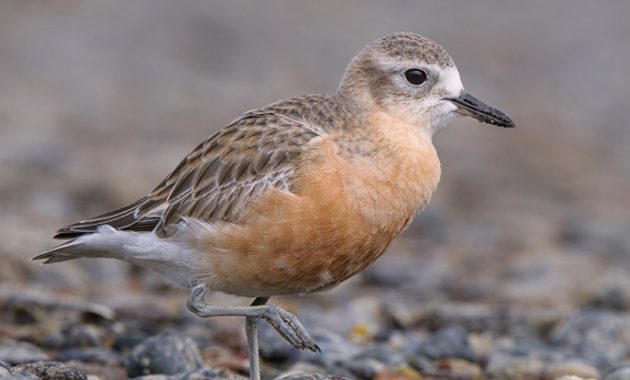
[186, 284, 319, 352]
[260, 304, 320, 352]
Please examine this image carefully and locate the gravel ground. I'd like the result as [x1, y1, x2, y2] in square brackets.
[1, 1, 630, 379]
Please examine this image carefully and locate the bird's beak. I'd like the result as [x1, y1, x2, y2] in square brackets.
[447, 92, 515, 128]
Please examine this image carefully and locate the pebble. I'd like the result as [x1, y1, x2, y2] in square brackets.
[547, 361, 600, 379]
[351, 345, 405, 367]
[550, 311, 630, 371]
[343, 358, 385, 379]
[408, 327, 476, 361]
[60, 323, 104, 348]
[58, 348, 125, 366]
[485, 351, 545, 379]
[0, 339, 50, 365]
[172, 367, 234, 380]
[0, 361, 11, 377]
[275, 373, 349, 380]
[126, 330, 205, 377]
[605, 367, 630, 380]
[11, 361, 87, 380]
[437, 358, 483, 378]
[373, 365, 423, 380]
[296, 330, 360, 370]
[258, 322, 300, 363]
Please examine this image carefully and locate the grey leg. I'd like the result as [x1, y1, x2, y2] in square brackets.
[246, 297, 268, 380]
[186, 284, 320, 380]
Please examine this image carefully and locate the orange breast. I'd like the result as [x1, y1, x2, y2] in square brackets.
[197, 115, 441, 297]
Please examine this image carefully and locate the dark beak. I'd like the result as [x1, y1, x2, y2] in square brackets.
[448, 92, 515, 128]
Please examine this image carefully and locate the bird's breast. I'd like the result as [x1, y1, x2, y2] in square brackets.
[197, 118, 441, 296]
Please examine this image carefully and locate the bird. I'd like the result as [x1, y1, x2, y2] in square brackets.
[33, 32, 514, 380]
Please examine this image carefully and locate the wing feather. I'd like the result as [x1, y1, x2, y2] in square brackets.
[53, 108, 322, 239]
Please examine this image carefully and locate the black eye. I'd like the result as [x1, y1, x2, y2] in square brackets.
[404, 69, 427, 85]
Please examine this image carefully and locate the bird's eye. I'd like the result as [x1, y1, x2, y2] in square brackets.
[404, 69, 427, 85]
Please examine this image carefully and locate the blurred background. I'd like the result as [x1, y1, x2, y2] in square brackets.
[1, 1, 629, 379]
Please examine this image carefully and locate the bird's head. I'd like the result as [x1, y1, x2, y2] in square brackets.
[338, 32, 515, 134]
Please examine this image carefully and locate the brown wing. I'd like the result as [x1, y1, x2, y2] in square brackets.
[54, 110, 322, 239]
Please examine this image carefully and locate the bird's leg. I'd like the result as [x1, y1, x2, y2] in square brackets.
[186, 284, 320, 380]
[245, 297, 268, 380]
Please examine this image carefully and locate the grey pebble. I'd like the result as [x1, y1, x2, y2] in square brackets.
[131, 368, 240, 380]
[126, 330, 205, 378]
[275, 374, 349, 380]
[0, 361, 11, 377]
[11, 361, 87, 380]
[296, 330, 360, 370]
[170, 367, 233, 380]
[485, 351, 544, 379]
[605, 367, 630, 380]
[258, 323, 300, 363]
[409, 327, 476, 361]
[58, 347, 125, 366]
[343, 358, 384, 380]
[0, 339, 50, 366]
[60, 323, 104, 348]
[351, 345, 405, 367]
[550, 311, 630, 372]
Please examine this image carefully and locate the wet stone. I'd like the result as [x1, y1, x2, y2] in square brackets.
[0, 338, 50, 365]
[126, 330, 205, 377]
[11, 361, 87, 380]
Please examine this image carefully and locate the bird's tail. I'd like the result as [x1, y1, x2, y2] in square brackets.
[32, 228, 127, 264]
[32, 240, 83, 264]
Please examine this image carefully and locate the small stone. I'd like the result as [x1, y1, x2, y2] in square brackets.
[276, 363, 347, 380]
[352, 345, 406, 367]
[486, 352, 545, 379]
[604, 367, 630, 380]
[174, 367, 230, 380]
[374, 365, 423, 380]
[0, 361, 11, 376]
[550, 311, 630, 371]
[296, 330, 360, 370]
[437, 358, 483, 379]
[406, 355, 437, 374]
[410, 327, 476, 361]
[11, 361, 87, 380]
[275, 374, 348, 380]
[58, 348, 124, 366]
[344, 358, 385, 379]
[60, 323, 104, 348]
[547, 361, 600, 379]
[258, 323, 300, 363]
[0, 338, 50, 365]
[126, 330, 205, 377]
